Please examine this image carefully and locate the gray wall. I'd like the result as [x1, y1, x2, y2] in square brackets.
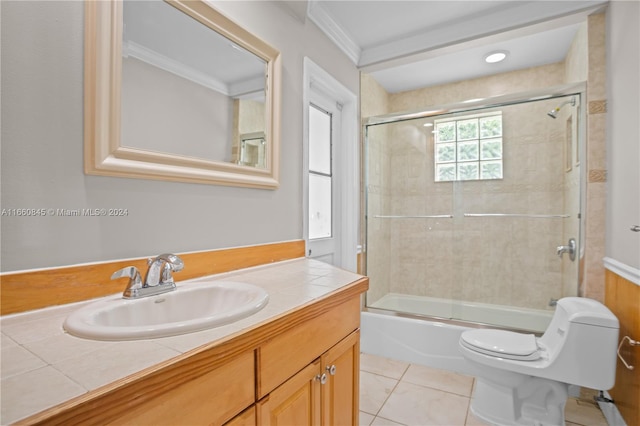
[606, 0, 640, 270]
[0, 1, 359, 272]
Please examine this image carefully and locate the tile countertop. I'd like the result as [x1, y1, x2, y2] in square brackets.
[0, 258, 365, 424]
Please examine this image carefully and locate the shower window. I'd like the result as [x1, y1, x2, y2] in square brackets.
[434, 112, 503, 182]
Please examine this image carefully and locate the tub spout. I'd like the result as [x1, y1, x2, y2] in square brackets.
[556, 238, 576, 261]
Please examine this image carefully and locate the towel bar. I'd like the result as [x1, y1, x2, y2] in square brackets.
[617, 335, 639, 370]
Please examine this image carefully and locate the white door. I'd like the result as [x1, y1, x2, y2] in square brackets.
[303, 58, 358, 271]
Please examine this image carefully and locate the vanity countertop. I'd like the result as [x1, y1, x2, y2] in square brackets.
[0, 258, 365, 424]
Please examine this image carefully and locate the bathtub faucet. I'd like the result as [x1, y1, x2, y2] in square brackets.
[556, 238, 576, 262]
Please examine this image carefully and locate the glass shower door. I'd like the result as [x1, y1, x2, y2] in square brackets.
[364, 91, 583, 333]
[365, 118, 456, 319]
[449, 95, 582, 331]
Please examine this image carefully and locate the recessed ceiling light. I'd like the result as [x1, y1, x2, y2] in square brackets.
[484, 51, 508, 64]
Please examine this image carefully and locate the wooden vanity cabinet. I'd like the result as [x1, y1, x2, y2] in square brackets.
[106, 350, 255, 426]
[257, 360, 323, 425]
[224, 406, 257, 426]
[320, 330, 360, 425]
[21, 278, 368, 426]
[257, 331, 360, 426]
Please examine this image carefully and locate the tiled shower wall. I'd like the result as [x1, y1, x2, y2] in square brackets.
[366, 97, 578, 310]
[362, 13, 607, 310]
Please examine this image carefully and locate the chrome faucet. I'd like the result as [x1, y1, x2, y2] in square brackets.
[111, 253, 184, 299]
[556, 238, 576, 262]
[144, 253, 184, 287]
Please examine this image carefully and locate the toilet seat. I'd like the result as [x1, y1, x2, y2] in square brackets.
[461, 329, 541, 361]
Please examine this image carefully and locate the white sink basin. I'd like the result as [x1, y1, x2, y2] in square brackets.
[64, 281, 269, 341]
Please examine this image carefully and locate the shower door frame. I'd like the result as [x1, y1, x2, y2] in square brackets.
[362, 82, 587, 332]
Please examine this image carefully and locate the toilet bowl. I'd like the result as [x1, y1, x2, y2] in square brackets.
[459, 297, 619, 426]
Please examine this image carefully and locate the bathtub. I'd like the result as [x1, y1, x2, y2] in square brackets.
[362, 294, 554, 375]
[369, 293, 553, 332]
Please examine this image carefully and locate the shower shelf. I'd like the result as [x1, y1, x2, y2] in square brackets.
[464, 213, 570, 218]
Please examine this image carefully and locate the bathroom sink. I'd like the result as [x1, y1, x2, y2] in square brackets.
[64, 281, 269, 340]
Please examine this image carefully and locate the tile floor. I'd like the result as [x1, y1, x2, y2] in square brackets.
[359, 353, 609, 426]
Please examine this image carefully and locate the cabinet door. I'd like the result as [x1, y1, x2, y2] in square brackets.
[224, 406, 256, 426]
[258, 360, 322, 426]
[321, 330, 360, 426]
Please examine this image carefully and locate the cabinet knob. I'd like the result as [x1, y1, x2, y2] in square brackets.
[326, 364, 337, 376]
[315, 373, 327, 385]
[631, 225, 640, 232]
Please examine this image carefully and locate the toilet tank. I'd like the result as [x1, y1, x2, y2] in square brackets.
[540, 297, 620, 389]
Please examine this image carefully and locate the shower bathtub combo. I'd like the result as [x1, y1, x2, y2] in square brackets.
[362, 84, 587, 370]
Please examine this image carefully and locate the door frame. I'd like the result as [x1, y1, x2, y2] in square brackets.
[302, 58, 358, 272]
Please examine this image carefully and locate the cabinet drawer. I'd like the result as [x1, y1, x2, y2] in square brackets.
[108, 350, 255, 426]
[257, 296, 360, 397]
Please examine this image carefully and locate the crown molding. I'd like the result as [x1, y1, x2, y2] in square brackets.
[307, 0, 361, 65]
[123, 41, 264, 98]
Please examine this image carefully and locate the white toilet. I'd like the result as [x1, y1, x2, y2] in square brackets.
[459, 297, 619, 426]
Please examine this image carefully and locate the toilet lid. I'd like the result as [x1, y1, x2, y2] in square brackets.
[461, 329, 541, 361]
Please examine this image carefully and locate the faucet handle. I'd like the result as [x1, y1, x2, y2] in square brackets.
[111, 266, 143, 296]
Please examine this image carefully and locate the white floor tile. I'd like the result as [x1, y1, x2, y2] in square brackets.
[378, 381, 469, 426]
[361, 353, 409, 380]
[402, 364, 474, 397]
[360, 370, 399, 415]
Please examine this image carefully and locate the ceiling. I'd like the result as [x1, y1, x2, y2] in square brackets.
[299, 0, 608, 93]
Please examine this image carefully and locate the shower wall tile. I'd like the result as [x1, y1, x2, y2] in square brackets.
[583, 13, 607, 302]
[587, 112, 607, 171]
[362, 13, 606, 312]
[588, 100, 607, 115]
[565, 21, 588, 83]
[587, 14, 607, 101]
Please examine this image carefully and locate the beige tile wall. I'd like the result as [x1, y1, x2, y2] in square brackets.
[361, 13, 607, 310]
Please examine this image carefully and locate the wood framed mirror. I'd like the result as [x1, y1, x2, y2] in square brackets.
[84, 0, 281, 188]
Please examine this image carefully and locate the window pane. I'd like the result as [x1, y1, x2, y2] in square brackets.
[480, 138, 502, 160]
[457, 141, 479, 161]
[480, 115, 502, 138]
[437, 143, 456, 162]
[309, 105, 331, 174]
[436, 164, 456, 181]
[481, 161, 503, 179]
[309, 173, 332, 239]
[433, 112, 502, 183]
[458, 163, 479, 180]
[457, 119, 478, 140]
[436, 122, 456, 142]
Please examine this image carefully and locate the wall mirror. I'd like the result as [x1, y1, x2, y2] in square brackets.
[85, 0, 281, 188]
